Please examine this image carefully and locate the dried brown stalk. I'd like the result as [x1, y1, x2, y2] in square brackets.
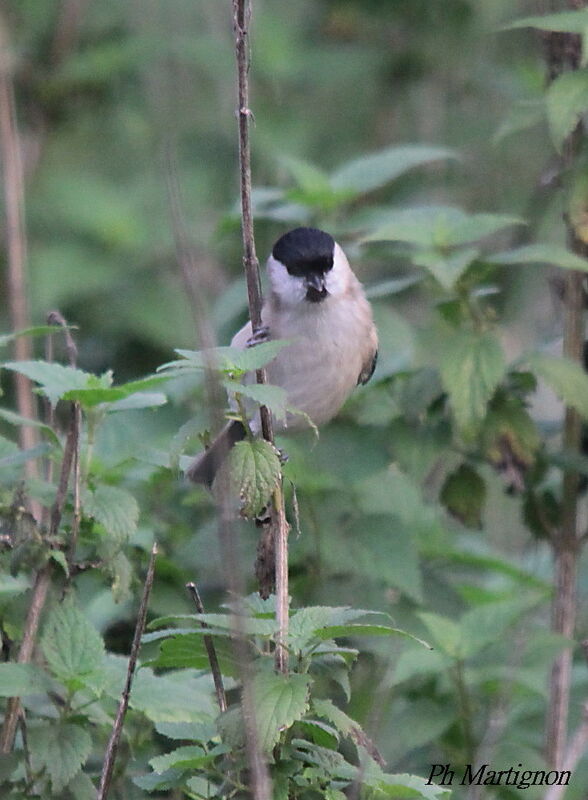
[186, 581, 227, 713]
[232, 0, 290, 675]
[98, 542, 158, 800]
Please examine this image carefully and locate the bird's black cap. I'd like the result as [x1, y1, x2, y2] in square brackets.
[272, 227, 335, 277]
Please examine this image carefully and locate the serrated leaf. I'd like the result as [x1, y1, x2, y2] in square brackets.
[161, 340, 290, 374]
[298, 719, 339, 749]
[222, 438, 282, 518]
[224, 379, 288, 422]
[503, 9, 588, 34]
[316, 624, 431, 648]
[150, 744, 227, 773]
[41, 598, 105, 688]
[107, 391, 167, 411]
[64, 374, 169, 407]
[29, 723, 92, 793]
[133, 768, 184, 792]
[488, 242, 588, 271]
[362, 206, 523, 249]
[413, 247, 479, 290]
[288, 606, 388, 651]
[1, 361, 101, 406]
[439, 331, 506, 435]
[546, 69, 588, 151]
[82, 484, 139, 544]
[155, 720, 217, 742]
[331, 145, 458, 195]
[440, 463, 486, 528]
[252, 671, 311, 752]
[0, 663, 52, 696]
[526, 352, 588, 418]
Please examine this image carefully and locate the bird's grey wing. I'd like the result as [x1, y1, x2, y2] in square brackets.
[357, 349, 378, 385]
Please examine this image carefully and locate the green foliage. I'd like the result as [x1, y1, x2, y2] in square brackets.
[221, 439, 282, 518]
[3, 2, 588, 798]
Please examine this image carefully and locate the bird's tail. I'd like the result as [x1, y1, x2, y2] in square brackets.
[186, 420, 246, 486]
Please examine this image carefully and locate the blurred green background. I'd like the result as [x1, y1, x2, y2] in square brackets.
[3, 0, 588, 796]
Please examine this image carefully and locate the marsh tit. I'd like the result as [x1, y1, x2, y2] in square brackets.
[188, 226, 378, 485]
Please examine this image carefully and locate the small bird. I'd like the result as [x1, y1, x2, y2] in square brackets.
[188, 227, 378, 485]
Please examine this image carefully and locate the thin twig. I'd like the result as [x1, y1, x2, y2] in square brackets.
[98, 542, 158, 800]
[542, 6, 588, 769]
[186, 582, 227, 713]
[0, 13, 39, 503]
[232, 0, 290, 674]
[46, 311, 82, 567]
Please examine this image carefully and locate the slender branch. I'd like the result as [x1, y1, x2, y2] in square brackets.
[186, 582, 227, 713]
[0, 14, 38, 499]
[46, 311, 82, 567]
[542, 5, 587, 769]
[232, 0, 289, 674]
[98, 542, 158, 800]
[544, 641, 588, 800]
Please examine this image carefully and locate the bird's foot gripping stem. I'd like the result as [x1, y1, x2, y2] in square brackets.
[246, 325, 270, 348]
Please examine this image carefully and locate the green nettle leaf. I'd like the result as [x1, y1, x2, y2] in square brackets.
[252, 671, 311, 752]
[413, 247, 479, 290]
[503, 9, 588, 34]
[28, 723, 92, 793]
[221, 438, 282, 518]
[41, 599, 105, 689]
[487, 242, 588, 272]
[546, 69, 588, 151]
[149, 744, 227, 773]
[1, 361, 97, 406]
[330, 145, 458, 196]
[439, 331, 506, 435]
[0, 663, 52, 696]
[526, 352, 588, 418]
[440, 463, 486, 528]
[161, 340, 290, 374]
[362, 205, 523, 249]
[82, 484, 139, 544]
[224, 379, 289, 422]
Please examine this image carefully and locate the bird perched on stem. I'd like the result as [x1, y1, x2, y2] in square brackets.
[188, 226, 378, 485]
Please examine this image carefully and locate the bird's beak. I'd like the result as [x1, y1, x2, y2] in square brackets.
[305, 272, 328, 302]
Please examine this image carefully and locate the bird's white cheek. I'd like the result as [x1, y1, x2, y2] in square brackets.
[267, 256, 307, 306]
[324, 266, 347, 297]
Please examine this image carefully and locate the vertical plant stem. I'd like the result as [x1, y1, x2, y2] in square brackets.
[542, 2, 587, 765]
[232, 0, 289, 671]
[98, 542, 158, 800]
[186, 582, 227, 713]
[0, 16, 38, 486]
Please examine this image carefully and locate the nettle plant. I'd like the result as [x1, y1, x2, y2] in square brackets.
[0, 327, 449, 799]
